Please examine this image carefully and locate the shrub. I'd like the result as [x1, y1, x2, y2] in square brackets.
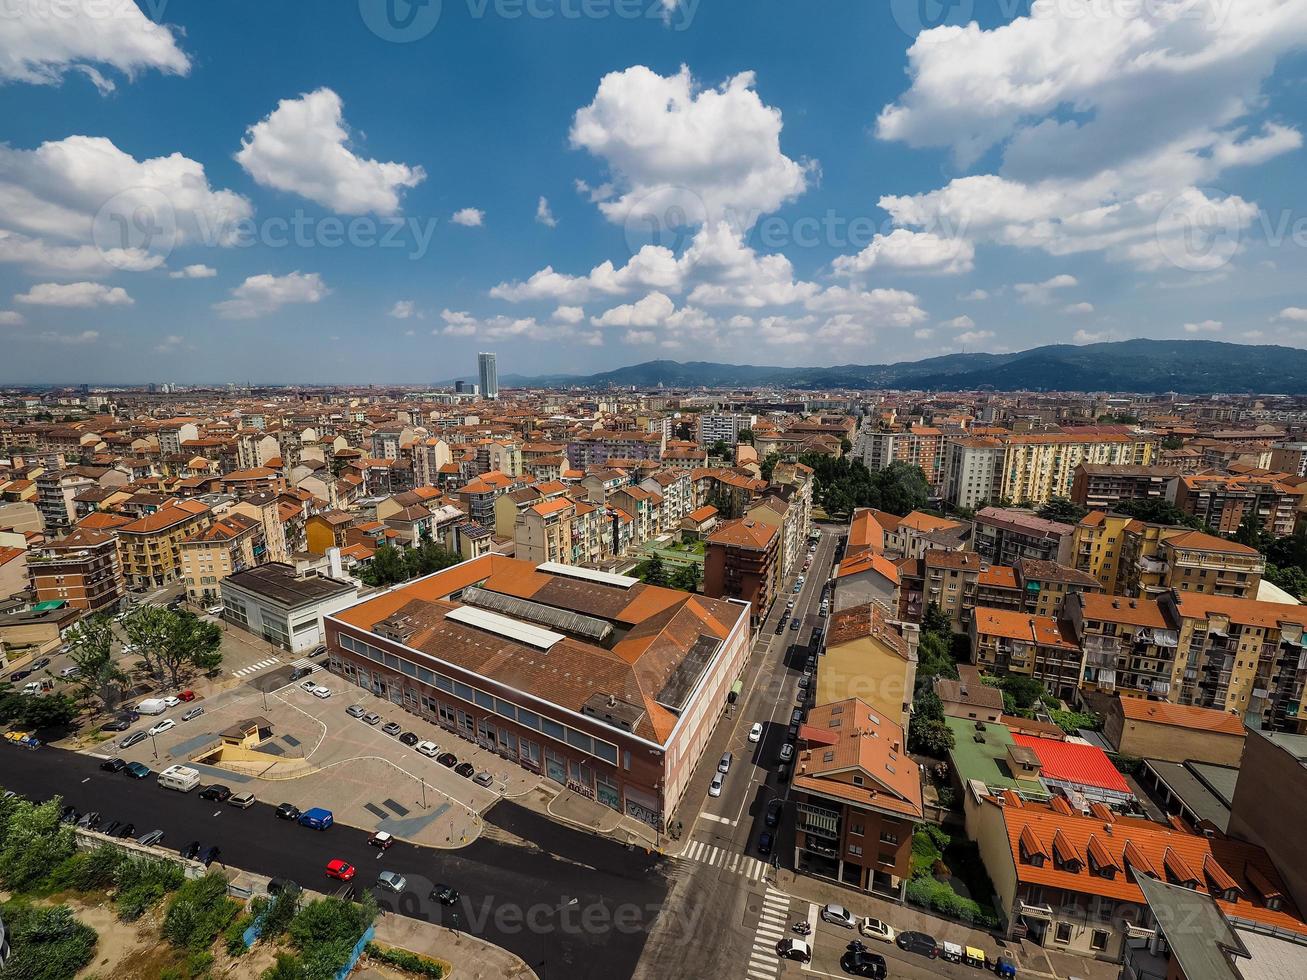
[364, 943, 448, 978]
[225, 912, 254, 957]
[1049, 708, 1101, 734]
[260, 888, 299, 940]
[284, 894, 376, 980]
[162, 872, 240, 950]
[114, 857, 186, 921]
[0, 799, 75, 891]
[0, 899, 98, 980]
[261, 953, 306, 980]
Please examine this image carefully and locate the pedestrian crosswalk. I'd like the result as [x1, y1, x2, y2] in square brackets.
[746, 886, 791, 980]
[289, 658, 320, 672]
[231, 657, 279, 678]
[680, 839, 770, 881]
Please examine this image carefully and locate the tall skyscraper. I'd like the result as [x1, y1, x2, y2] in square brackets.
[478, 352, 498, 400]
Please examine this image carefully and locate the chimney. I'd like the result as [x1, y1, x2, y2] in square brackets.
[328, 546, 343, 580]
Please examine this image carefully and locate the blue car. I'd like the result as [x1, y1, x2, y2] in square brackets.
[298, 807, 333, 830]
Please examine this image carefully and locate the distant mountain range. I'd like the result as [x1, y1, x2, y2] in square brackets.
[494, 340, 1307, 394]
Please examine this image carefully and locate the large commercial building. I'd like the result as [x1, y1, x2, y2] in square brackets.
[221, 562, 359, 654]
[478, 352, 498, 400]
[324, 556, 751, 832]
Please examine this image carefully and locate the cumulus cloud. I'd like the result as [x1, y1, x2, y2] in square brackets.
[1272, 307, 1307, 323]
[15, 281, 132, 307]
[213, 271, 327, 319]
[940, 315, 975, 330]
[33, 329, 98, 345]
[451, 208, 484, 227]
[0, 0, 189, 92]
[591, 291, 676, 328]
[170, 264, 217, 279]
[438, 308, 601, 345]
[155, 334, 184, 353]
[0, 310, 24, 325]
[552, 305, 584, 324]
[535, 197, 557, 228]
[1014, 274, 1078, 305]
[570, 65, 813, 230]
[0, 135, 250, 276]
[832, 229, 974, 277]
[1063, 302, 1095, 315]
[388, 300, 417, 319]
[236, 88, 425, 215]
[1183, 319, 1223, 333]
[959, 288, 989, 301]
[624, 329, 657, 345]
[875, 2, 1306, 272]
[955, 329, 995, 347]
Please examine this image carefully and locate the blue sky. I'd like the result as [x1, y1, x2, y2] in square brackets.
[1, 0, 1307, 384]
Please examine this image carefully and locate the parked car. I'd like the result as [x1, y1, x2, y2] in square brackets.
[362, 712, 381, 725]
[298, 807, 333, 830]
[774, 622, 785, 635]
[895, 931, 940, 958]
[325, 859, 356, 881]
[198, 784, 232, 802]
[376, 871, 407, 893]
[382, 721, 402, 737]
[181, 706, 205, 722]
[8, 669, 30, 682]
[291, 666, 314, 682]
[101, 718, 130, 732]
[310, 645, 328, 658]
[779, 743, 794, 763]
[300, 680, 317, 692]
[437, 752, 457, 768]
[199, 846, 221, 867]
[820, 904, 857, 928]
[147, 719, 175, 736]
[124, 761, 151, 779]
[113, 822, 136, 838]
[179, 840, 201, 860]
[396, 730, 418, 746]
[708, 773, 724, 797]
[765, 799, 783, 828]
[118, 731, 147, 749]
[473, 771, 494, 787]
[178, 690, 196, 702]
[137, 829, 165, 847]
[76, 811, 101, 830]
[346, 705, 366, 719]
[415, 740, 439, 757]
[60, 665, 81, 678]
[749, 722, 763, 742]
[100, 757, 126, 772]
[310, 686, 331, 699]
[454, 762, 476, 779]
[841, 950, 887, 979]
[30, 658, 50, 671]
[162, 695, 180, 708]
[103, 820, 122, 837]
[228, 792, 256, 809]
[275, 803, 301, 820]
[789, 619, 800, 631]
[431, 884, 459, 906]
[757, 832, 773, 855]
[368, 831, 394, 850]
[858, 918, 896, 943]
[776, 938, 811, 963]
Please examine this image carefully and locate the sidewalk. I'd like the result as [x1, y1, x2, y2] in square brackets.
[516, 784, 663, 851]
[771, 868, 1118, 980]
[365, 911, 538, 980]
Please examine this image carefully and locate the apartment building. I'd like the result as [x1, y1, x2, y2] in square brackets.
[1150, 530, 1264, 599]
[920, 549, 986, 631]
[1171, 472, 1301, 536]
[941, 436, 1005, 511]
[115, 498, 211, 589]
[859, 426, 945, 486]
[28, 527, 124, 613]
[704, 517, 779, 628]
[1072, 512, 1135, 595]
[325, 555, 750, 832]
[1228, 729, 1307, 916]
[999, 430, 1154, 504]
[747, 491, 803, 578]
[1069, 464, 1173, 511]
[1065, 593, 1180, 701]
[513, 497, 575, 565]
[180, 514, 260, 605]
[974, 507, 1076, 566]
[566, 430, 664, 468]
[791, 698, 923, 898]
[970, 606, 1083, 700]
[697, 413, 756, 446]
[819, 604, 916, 728]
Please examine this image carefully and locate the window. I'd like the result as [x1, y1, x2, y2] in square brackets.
[879, 829, 899, 845]
[848, 844, 863, 857]
[435, 674, 453, 693]
[849, 822, 864, 837]
[566, 728, 593, 753]
[518, 709, 541, 730]
[1055, 923, 1072, 944]
[1090, 930, 1109, 951]
[542, 718, 566, 742]
[453, 682, 474, 702]
[475, 690, 494, 711]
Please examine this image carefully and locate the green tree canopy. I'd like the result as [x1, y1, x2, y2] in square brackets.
[1036, 496, 1088, 524]
[64, 613, 129, 713]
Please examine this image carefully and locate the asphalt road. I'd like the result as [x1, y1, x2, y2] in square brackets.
[0, 746, 668, 980]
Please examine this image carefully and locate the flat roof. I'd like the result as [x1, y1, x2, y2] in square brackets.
[944, 716, 1044, 795]
[223, 562, 356, 607]
[1145, 760, 1235, 832]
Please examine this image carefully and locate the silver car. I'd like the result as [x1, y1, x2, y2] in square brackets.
[820, 904, 857, 928]
[181, 705, 205, 721]
[376, 870, 407, 893]
[346, 704, 366, 718]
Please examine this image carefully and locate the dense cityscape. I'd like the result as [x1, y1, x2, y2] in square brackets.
[5, 2, 1307, 980]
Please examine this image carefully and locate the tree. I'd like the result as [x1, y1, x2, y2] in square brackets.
[1036, 496, 1088, 524]
[760, 452, 781, 482]
[121, 605, 222, 687]
[672, 562, 701, 593]
[736, 428, 755, 445]
[361, 544, 409, 587]
[709, 439, 732, 461]
[16, 693, 78, 730]
[64, 613, 129, 713]
[0, 798, 75, 890]
[1113, 497, 1201, 529]
[1160, 434, 1185, 451]
[0, 901, 98, 980]
[641, 555, 666, 587]
[1267, 563, 1307, 600]
[907, 690, 954, 757]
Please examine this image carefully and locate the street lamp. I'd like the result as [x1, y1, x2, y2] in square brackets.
[149, 731, 158, 761]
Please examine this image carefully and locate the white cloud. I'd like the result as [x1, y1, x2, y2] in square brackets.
[0, 310, 24, 325]
[388, 300, 417, 319]
[955, 329, 995, 347]
[451, 208, 484, 227]
[591, 291, 676, 328]
[624, 329, 657, 345]
[438, 308, 599, 345]
[33, 329, 98, 345]
[959, 288, 989, 301]
[570, 65, 813, 230]
[913, 327, 934, 339]
[1272, 307, 1307, 323]
[940, 314, 974, 330]
[15, 281, 132, 307]
[155, 334, 184, 353]
[1073, 328, 1119, 344]
[552, 305, 584, 324]
[235, 88, 425, 215]
[1014, 274, 1078, 305]
[1183, 320, 1223, 333]
[0, 0, 189, 92]
[1062, 302, 1095, 315]
[1243, 329, 1265, 340]
[213, 271, 328, 319]
[535, 196, 557, 228]
[876, 3, 1307, 272]
[169, 264, 217, 279]
[0, 135, 250, 276]
[832, 229, 974, 277]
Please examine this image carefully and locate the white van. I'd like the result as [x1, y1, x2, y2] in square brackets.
[157, 765, 201, 792]
[136, 698, 168, 715]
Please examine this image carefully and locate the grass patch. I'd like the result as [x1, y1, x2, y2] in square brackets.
[908, 826, 999, 929]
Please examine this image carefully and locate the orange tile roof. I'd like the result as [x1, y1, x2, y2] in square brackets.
[708, 518, 777, 550]
[972, 607, 1077, 648]
[1077, 593, 1169, 628]
[899, 511, 961, 534]
[530, 498, 573, 517]
[978, 565, 1018, 589]
[847, 508, 886, 555]
[835, 550, 900, 585]
[1117, 695, 1246, 735]
[1172, 591, 1307, 630]
[686, 505, 718, 523]
[793, 698, 922, 820]
[1162, 529, 1260, 555]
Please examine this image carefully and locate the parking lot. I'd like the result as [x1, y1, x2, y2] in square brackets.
[99, 663, 558, 848]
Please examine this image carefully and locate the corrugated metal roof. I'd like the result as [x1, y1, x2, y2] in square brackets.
[461, 586, 614, 644]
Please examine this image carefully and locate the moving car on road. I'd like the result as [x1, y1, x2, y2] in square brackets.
[708, 773, 724, 797]
[776, 938, 811, 963]
[431, 884, 459, 905]
[181, 706, 205, 721]
[840, 949, 887, 978]
[325, 859, 356, 881]
[376, 871, 407, 893]
[749, 722, 763, 742]
[147, 718, 174, 736]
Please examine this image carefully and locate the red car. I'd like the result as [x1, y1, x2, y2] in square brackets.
[325, 859, 356, 881]
[178, 690, 196, 702]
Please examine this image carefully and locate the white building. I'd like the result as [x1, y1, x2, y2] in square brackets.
[698, 413, 756, 446]
[220, 561, 359, 654]
[478, 352, 499, 400]
[941, 437, 1005, 511]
